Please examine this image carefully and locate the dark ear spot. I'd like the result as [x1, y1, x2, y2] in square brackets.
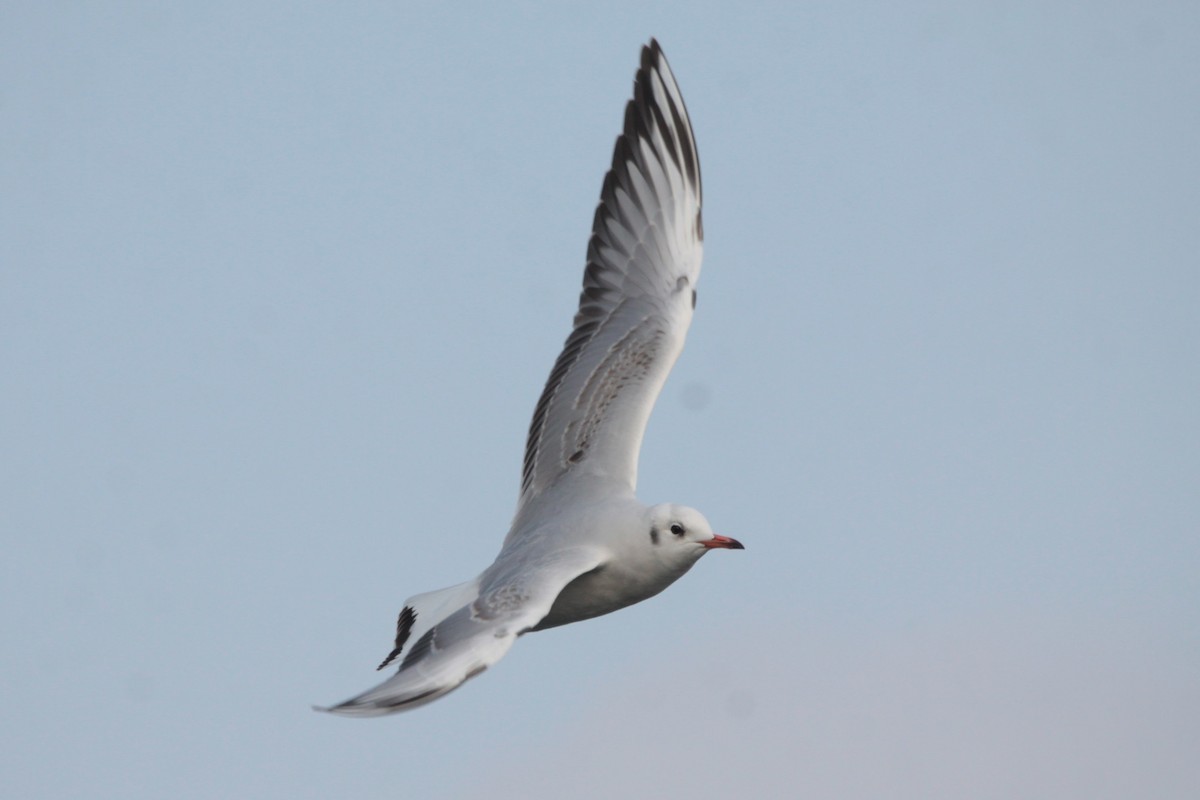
[649, 526, 660, 545]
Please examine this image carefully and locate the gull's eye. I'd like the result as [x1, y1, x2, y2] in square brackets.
[670, 523, 686, 536]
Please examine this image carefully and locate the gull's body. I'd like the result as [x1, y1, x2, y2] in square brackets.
[319, 39, 741, 717]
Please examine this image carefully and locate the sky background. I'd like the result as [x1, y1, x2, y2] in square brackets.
[3, 2, 1198, 798]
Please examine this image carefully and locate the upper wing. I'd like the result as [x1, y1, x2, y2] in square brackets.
[316, 547, 605, 717]
[519, 39, 703, 509]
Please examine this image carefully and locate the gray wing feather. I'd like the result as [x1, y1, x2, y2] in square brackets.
[519, 39, 703, 509]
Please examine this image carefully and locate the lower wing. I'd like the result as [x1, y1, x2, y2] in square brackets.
[316, 547, 605, 716]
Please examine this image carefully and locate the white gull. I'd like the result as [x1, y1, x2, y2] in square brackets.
[318, 38, 741, 717]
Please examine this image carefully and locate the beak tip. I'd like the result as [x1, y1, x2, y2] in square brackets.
[704, 534, 745, 551]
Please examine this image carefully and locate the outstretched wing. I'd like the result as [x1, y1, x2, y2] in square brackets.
[317, 548, 605, 717]
[519, 39, 703, 510]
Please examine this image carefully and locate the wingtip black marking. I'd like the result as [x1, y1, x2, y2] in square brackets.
[644, 38, 663, 69]
[376, 605, 417, 671]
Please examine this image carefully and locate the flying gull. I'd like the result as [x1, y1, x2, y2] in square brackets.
[318, 38, 741, 716]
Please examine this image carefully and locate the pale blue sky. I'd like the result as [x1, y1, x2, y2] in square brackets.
[3, 3, 1198, 798]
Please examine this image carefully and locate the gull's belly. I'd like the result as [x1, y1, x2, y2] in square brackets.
[533, 559, 686, 631]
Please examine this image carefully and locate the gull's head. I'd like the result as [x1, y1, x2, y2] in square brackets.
[645, 504, 744, 565]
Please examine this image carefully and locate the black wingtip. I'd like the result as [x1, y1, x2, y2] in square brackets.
[629, 38, 701, 201]
[376, 606, 417, 671]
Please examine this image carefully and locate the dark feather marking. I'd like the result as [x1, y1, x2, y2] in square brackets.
[522, 317, 602, 493]
[652, 42, 702, 204]
[650, 525, 660, 545]
[567, 320, 660, 462]
[400, 627, 436, 670]
[650, 100, 683, 177]
[380, 687, 440, 709]
[657, 61, 700, 196]
[376, 606, 417, 671]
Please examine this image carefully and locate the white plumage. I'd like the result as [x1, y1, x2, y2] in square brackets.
[318, 39, 741, 718]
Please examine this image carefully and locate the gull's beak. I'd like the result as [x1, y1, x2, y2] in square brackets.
[702, 534, 745, 550]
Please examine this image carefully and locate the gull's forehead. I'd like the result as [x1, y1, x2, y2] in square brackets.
[663, 504, 709, 528]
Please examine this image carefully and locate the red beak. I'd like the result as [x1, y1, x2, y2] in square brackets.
[702, 534, 745, 550]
